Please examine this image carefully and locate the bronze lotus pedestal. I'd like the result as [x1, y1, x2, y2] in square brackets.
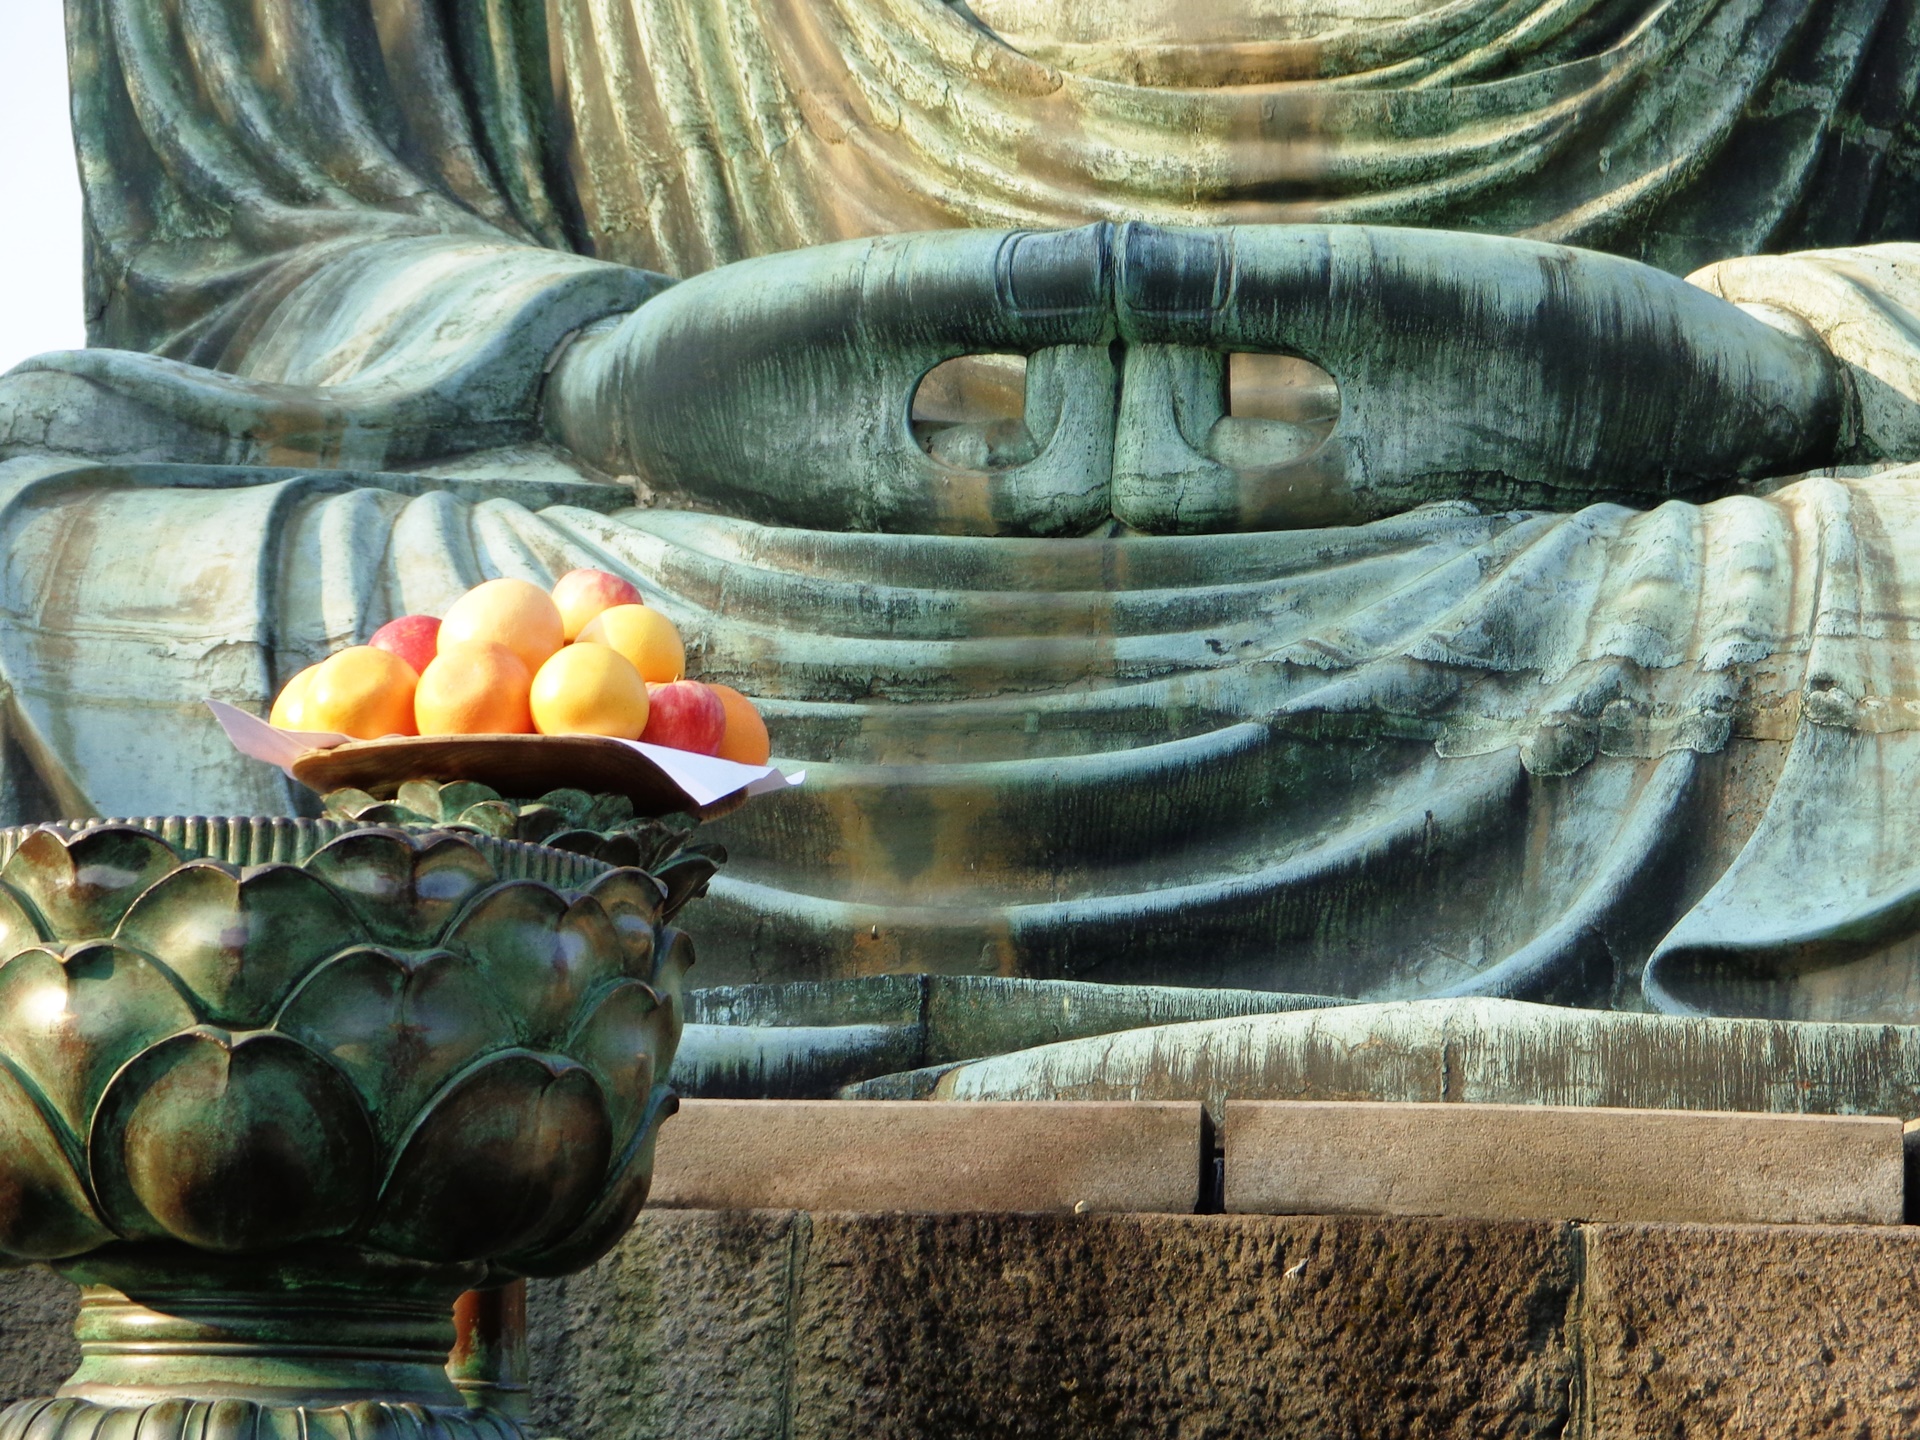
[0, 814, 702, 1439]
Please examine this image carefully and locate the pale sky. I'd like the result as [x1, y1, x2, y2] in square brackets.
[0, 4, 86, 374]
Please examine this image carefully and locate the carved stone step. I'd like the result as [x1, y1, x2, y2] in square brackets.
[1227, 1099, 1903, 1225]
[650, 1099, 1202, 1214]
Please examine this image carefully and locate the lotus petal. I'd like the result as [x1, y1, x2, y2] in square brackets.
[506, 804, 569, 845]
[650, 928, 696, 1026]
[656, 851, 720, 920]
[450, 802, 518, 838]
[531, 789, 595, 827]
[394, 781, 453, 820]
[0, 1057, 111, 1260]
[114, 864, 364, 1027]
[627, 816, 697, 872]
[90, 1029, 378, 1251]
[275, 946, 516, 1144]
[302, 830, 498, 949]
[499, 1083, 677, 1279]
[367, 1052, 610, 1262]
[1, 828, 180, 941]
[429, 781, 504, 817]
[580, 870, 664, 978]
[330, 802, 420, 828]
[0, 943, 198, 1136]
[566, 980, 671, 1149]
[594, 834, 647, 867]
[0, 883, 46, 961]
[580, 794, 636, 831]
[440, 884, 623, 1046]
[547, 829, 626, 864]
[320, 787, 384, 819]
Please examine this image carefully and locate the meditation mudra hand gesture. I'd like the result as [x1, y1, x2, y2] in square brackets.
[545, 222, 1847, 536]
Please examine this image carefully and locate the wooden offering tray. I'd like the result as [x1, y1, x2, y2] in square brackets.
[290, 734, 748, 817]
[207, 701, 800, 818]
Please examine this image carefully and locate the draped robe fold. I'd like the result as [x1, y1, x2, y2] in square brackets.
[11, 0, 1920, 1019]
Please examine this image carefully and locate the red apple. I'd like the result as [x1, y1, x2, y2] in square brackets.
[368, 614, 442, 675]
[640, 680, 726, 755]
[552, 568, 644, 641]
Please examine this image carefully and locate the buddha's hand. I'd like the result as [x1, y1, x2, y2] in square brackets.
[543, 226, 1120, 535]
[546, 222, 1847, 536]
[1110, 224, 1849, 531]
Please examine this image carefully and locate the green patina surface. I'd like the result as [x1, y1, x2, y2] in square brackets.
[9, 0, 1920, 1085]
[11, 8, 1920, 1432]
[0, 819, 691, 1438]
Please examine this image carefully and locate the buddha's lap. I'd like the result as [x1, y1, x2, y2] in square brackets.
[8, 461, 1920, 1013]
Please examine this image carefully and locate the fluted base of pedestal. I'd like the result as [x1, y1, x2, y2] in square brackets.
[0, 1395, 530, 1440]
[0, 1247, 541, 1440]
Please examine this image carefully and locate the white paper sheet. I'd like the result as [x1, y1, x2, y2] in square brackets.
[206, 700, 803, 808]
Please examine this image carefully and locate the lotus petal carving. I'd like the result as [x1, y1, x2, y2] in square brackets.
[115, 864, 365, 1027]
[635, 926, 696, 1061]
[2, 827, 179, 938]
[581, 868, 664, 974]
[0, 885, 44, 958]
[368, 1053, 611, 1262]
[0, 821, 689, 1282]
[90, 1028, 380, 1252]
[568, 979, 670, 1148]
[440, 883, 623, 1047]
[504, 1083, 677, 1279]
[275, 947, 516, 1142]
[0, 1060, 111, 1260]
[0, 943, 197, 1135]
[302, 830, 498, 947]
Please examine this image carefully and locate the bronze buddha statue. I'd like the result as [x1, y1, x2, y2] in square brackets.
[5, 0, 1920, 1047]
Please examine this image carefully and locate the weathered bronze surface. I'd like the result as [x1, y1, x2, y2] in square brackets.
[295, 737, 748, 819]
[320, 783, 727, 891]
[9, 1, 1920, 1061]
[0, 819, 693, 1439]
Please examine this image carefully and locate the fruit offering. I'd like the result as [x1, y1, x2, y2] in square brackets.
[576, 604, 685, 682]
[367, 613, 441, 673]
[530, 644, 650, 738]
[641, 680, 726, 754]
[304, 646, 419, 739]
[416, 641, 533, 736]
[551, 568, 643, 640]
[709, 684, 772, 765]
[266, 570, 772, 761]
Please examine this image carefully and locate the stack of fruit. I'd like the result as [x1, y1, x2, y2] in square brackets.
[266, 570, 770, 764]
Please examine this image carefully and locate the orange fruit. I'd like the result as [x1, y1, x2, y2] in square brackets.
[438, 578, 564, 674]
[709, 684, 771, 765]
[304, 646, 419, 739]
[575, 604, 685, 683]
[551, 568, 643, 641]
[530, 644, 650, 738]
[415, 641, 534, 735]
[269, 663, 322, 730]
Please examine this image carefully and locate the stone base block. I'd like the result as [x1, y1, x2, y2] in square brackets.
[524, 1212, 1920, 1439]
[9, 1216, 1920, 1438]
[530, 1210, 1582, 1439]
[1228, 1100, 1904, 1224]
[650, 1099, 1201, 1213]
[0, 1268, 76, 1412]
[1583, 1222, 1920, 1438]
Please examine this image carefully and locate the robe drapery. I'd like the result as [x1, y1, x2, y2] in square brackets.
[11, 0, 1920, 1019]
[71, 0, 1920, 352]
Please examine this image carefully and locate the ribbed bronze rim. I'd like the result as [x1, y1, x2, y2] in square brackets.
[0, 816, 613, 888]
